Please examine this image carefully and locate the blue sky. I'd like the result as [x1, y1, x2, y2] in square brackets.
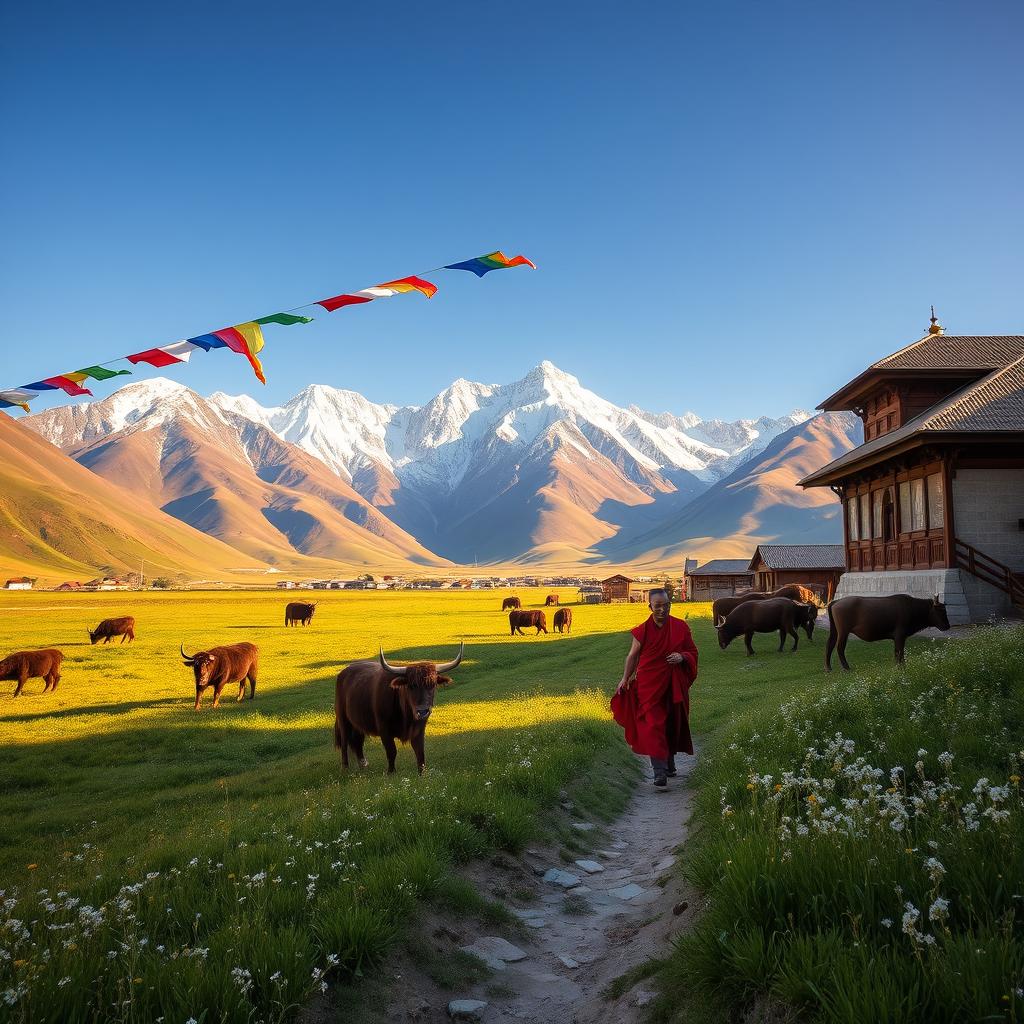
[2, 1, 1021, 419]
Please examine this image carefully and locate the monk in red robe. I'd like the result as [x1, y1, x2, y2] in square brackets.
[611, 589, 698, 788]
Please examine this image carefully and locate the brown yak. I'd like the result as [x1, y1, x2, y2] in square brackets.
[510, 610, 547, 635]
[285, 601, 316, 626]
[825, 595, 950, 671]
[334, 642, 464, 773]
[712, 592, 770, 626]
[181, 642, 259, 709]
[772, 584, 819, 604]
[1, 649, 63, 696]
[717, 598, 817, 655]
[544, 594, 560, 606]
[553, 608, 573, 633]
[501, 596, 521, 611]
[88, 616, 136, 645]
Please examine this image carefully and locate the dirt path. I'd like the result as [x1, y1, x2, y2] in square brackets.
[440, 757, 697, 1023]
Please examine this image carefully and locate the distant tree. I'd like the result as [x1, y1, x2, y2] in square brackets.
[358, 573, 375, 582]
[151, 577, 173, 590]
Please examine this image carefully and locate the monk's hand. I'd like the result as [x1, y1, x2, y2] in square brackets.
[615, 678, 629, 694]
[665, 652, 684, 665]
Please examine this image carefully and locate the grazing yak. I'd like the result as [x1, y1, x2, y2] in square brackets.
[712, 585, 821, 626]
[717, 598, 817, 655]
[501, 596, 522, 611]
[1, 649, 63, 696]
[181, 642, 259, 709]
[544, 594, 560, 606]
[553, 608, 572, 633]
[510, 610, 547, 635]
[88, 616, 136, 645]
[825, 595, 950, 671]
[334, 642, 464, 774]
[285, 601, 317, 626]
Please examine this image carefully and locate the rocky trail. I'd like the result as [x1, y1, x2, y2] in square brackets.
[430, 759, 697, 1023]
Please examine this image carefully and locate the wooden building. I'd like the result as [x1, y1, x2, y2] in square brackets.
[747, 545, 845, 599]
[800, 318, 1024, 622]
[600, 574, 655, 603]
[686, 559, 753, 601]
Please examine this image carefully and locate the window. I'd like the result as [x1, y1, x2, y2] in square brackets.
[872, 490, 883, 540]
[860, 493, 871, 540]
[882, 487, 895, 542]
[847, 497, 859, 541]
[899, 481, 911, 533]
[911, 478, 926, 531]
[927, 473, 944, 530]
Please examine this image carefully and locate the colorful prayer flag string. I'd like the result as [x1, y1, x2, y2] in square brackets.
[1, 249, 534, 411]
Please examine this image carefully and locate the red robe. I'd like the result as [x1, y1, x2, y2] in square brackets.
[611, 614, 698, 759]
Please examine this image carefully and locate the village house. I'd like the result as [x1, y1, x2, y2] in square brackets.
[800, 317, 1024, 623]
[4, 577, 33, 590]
[748, 545, 846, 599]
[55, 581, 83, 592]
[600, 574, 655, 603]
[686, 559, 754, 601]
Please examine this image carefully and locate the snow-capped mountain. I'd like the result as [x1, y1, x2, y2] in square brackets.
[24, 363, 844, 566]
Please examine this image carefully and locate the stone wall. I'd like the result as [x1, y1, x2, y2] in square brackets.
[834, 569, 970, 625]
[953, 467, 1024, 570]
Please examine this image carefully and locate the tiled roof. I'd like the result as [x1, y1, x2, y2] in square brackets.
[749, 545, 846, 570]
[689, 559, 754, 576]
[872, 335, 1024, 372]
[802, 356, 1024, 485]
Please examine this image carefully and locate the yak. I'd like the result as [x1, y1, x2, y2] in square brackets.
[88, 616, 136, 645]
[553, 608, 572, 633]
[510, 610, 547, 635]
[772, 584, 819, 604]
[334, 642, 464, 774]
[285, 601, 317, 626]
[1, 649, 63, 696]
[501, 596, 522, 611]
[717, 598, 817, 655]
[544, 594, 560, 606]
[181, 642, 259, 709]
[712, 592, 770, 626]
[825, 595, 950, 671]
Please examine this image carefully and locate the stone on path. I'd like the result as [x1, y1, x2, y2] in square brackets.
[543, 868, 581, 888]
[448, 999, 488, 1021]
[557, 953, 580, 969]
[598, 849, 622, 859]
[566, 883, 592, 895]
[461, 936, 528, 964]
[524, 917, 547, 928]
[609, 883, 646, 900]
[634, 989, 656, 1007]
[570, 822, 595, 832]
[610, 838, 627, 849]
[574, 859, 604, 874]
[654, 855, 676, 872]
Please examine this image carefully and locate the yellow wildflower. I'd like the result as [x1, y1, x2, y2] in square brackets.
[26, 863, 37, 870]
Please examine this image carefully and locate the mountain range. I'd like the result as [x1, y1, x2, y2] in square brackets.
[12, 362, 860, 578]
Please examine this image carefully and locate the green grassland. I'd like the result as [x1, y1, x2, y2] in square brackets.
[0, 587, 964, 1022]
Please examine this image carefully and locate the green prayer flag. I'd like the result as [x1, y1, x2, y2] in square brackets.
[74, 366, 132, 381]
[255, 313, 314, 327]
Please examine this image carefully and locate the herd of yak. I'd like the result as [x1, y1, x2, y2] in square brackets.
[1, 589, 950, 773]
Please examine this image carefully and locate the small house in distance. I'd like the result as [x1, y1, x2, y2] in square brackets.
[56, 581, 83, 592]
[800, 317, 1024, 622]
[600, 574, 655, 603]
[686, 560, 754, 601]
[4, 577, 33, 590]
[747, 545, 846, 599]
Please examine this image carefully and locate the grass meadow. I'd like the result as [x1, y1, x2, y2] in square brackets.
[0, 587, 1011, 1023]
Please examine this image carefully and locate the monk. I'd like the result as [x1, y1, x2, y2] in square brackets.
[611, 589, 698, 788]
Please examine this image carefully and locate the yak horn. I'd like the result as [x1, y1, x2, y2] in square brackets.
[379, 647, 407, 677]
[180, 642, 195, 662]
[436, 641, 465, 674]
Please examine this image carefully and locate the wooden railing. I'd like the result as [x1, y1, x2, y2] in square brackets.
[955, 538, 1024, 608]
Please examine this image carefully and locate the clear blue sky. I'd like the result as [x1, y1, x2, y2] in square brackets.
[2, 1, 1021, 419]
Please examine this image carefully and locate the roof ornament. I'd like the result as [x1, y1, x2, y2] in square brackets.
[928, 305, 944, 335]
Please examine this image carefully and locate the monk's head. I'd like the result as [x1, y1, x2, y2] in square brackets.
[648, 589, 671, 626]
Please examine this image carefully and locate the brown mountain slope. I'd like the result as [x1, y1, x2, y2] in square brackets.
[27, 384, 450, 570]
[607, 412, 861, 565]
[0, 412, 269, 584]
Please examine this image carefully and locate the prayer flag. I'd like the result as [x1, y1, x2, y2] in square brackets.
[74, 366, 132, 381]
[443, 251, 536, 277]
[255, 313, 313, 326]
[24, 376, 93, 397]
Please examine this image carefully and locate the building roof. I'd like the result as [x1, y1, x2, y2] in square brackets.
[5, 577, 32, 584]
[601, 574, 634, 583]
[817, 334, 1024, 410]
[802, 354, 1024, 486]
[688, 559, 754, 576]
[748, 545, 846, 571]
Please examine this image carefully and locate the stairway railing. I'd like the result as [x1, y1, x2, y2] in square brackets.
[954, 538, 1024, 608]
